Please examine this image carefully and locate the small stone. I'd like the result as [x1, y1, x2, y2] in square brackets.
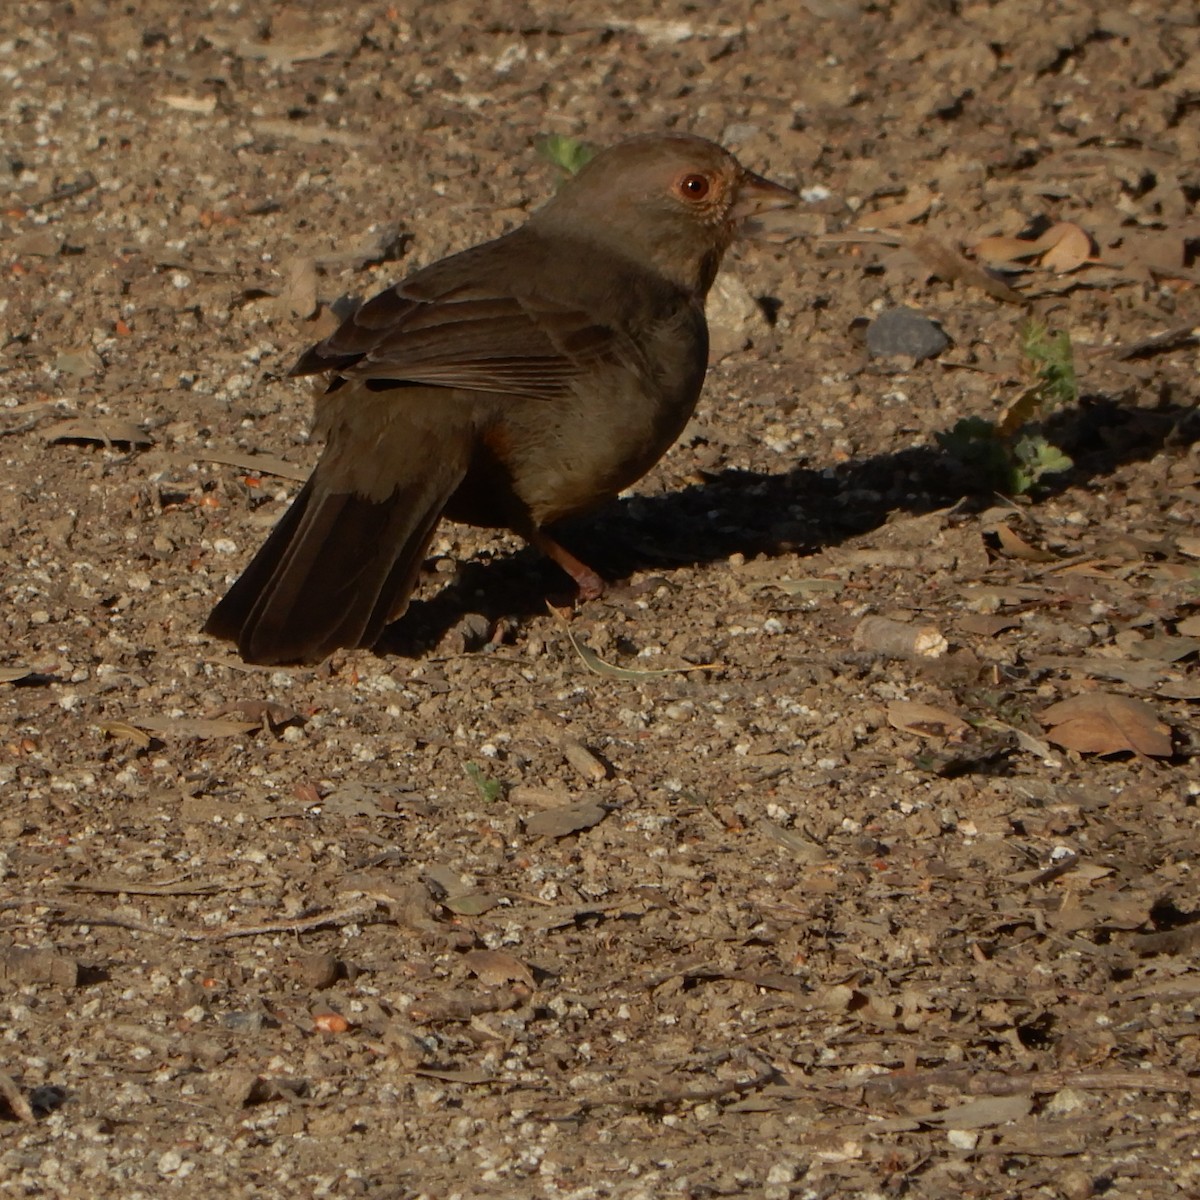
[865, 306, 950, 361]
[1045, 1086, 1088, 1116]
[706, 271, 766, 361]
[292, 952, 341, 990]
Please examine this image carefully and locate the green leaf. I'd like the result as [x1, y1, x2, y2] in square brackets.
[535, 134, 597, 179]
[464, 762, 505, 803]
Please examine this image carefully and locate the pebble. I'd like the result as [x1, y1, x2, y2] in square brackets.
[865, 305, 950, 361]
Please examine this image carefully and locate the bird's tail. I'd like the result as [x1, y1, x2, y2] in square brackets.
[204, 413, 470, 665]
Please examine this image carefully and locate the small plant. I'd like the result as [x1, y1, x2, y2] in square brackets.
[937, 319, 1076, 494]
[464, 761, 504, 803]
[535, 134, 596, 180]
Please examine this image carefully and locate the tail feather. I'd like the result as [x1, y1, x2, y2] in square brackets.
[205, 458, 466, 665]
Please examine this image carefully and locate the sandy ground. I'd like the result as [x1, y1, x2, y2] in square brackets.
[1, 0, 1198, 1196]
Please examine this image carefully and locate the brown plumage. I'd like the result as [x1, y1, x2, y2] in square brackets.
[204, 133, 795, 665]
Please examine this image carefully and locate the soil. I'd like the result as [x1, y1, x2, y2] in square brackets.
[2, 1, 1199, 1196]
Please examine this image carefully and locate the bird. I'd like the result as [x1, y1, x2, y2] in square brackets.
[204, 132, 796, 665]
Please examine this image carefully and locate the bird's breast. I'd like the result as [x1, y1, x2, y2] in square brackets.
[499, 311, 708, 527]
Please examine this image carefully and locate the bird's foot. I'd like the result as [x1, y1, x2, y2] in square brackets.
[530, 530, 605, 602]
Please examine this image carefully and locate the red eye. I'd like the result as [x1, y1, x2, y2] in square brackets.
[677, 173, 710, 200]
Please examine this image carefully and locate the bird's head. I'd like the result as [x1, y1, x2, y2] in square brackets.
[532, 133, 796, 296]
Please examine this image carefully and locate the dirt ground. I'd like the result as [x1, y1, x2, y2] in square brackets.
[2, 0, 1199, 1195]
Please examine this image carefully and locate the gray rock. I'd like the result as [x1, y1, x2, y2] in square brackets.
[865, 306, 950, 361]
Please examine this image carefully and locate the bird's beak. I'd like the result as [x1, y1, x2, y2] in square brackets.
[729, 170, 798, 225]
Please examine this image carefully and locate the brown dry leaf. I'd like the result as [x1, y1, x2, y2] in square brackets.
[995, 384, 1048, 438]
[551, 605, 714, 678]
[0, 666, 36, 683]
[1029, 655, 1177, 691]
[211, 699, 303, 731]
[462, 950, 537, 990]
[100, 720, 155, 748]
[904, 231, 1026, 304]
[972, 234, 1046, 266]
[524, 801, 608, 839]
[0, 1073, 36, 1124]
[747, 576, 844, 598]
[993, 523, 1059, 562]
[190, 449, 309, 482]
[1127, 635, 1200, 663]
[857, 186, 935, 229]
[1039, 222, 1094, 273]
[928, 1094, 1034, 1129]
[45, 417, 153, 448]
[411, 1067, 497, 1084]
[1039, 693, 1173, 757]
[129, 716, 262, 740]
[1071, 863, 1115, 885]
[236, 30, 349, 67]
[442, 892, 505, 917]
[886, 700, 970, 740]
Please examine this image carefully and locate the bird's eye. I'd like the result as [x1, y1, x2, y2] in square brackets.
[676, 173, 711, 200]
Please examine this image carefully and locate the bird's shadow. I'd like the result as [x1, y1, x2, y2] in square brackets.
[378, 395, 1199, 658]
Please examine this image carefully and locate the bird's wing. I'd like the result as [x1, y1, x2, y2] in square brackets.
[290, 250, 640, 402]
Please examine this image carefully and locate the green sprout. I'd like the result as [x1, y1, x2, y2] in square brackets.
[937, 319, 1076, 494]
[535, 134, 597, 181]
[464, 762, 504, 804]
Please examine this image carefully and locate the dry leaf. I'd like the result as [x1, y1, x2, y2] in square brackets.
[189, 449, 308, 482]
[928, 1095, 1034, 1129]
[550, 605, 714, 678]
[972, 234, 1046, 266]
[993, 523, 1059, 562]
[524, 801, 607, 839]
[211, 699, 303, 731]
[858, 186, 935, 229]
[128, 716, 261, 739]
[904, 231, 1025, 304]
[99, 720, 155, 748]
[1039, 693, 1173, 757]
[45, 417, 153, 447]
[411, 1067, 497, 1084]
[462, 950, 536, 990]
[0, 666, 36, 683]
[994, 385, 1048, 438]
[1039, 222, 1094, 273]
[1127, 635, 1200, 663]
[442, 892, 505, 916]
[887, 700, 970, 740]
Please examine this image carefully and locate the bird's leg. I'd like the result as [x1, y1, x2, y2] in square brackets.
[529, 529, 605, 600]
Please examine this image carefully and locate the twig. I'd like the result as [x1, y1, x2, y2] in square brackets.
[860, 1065, 1194, 1102]
[23, 171, 98, 212]
[60, 876, 233, 897]
[569, 1065, 779, 1116]
[18, 895, 382, 941]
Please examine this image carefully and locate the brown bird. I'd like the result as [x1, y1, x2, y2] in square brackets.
[205, 133, 795, 665]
